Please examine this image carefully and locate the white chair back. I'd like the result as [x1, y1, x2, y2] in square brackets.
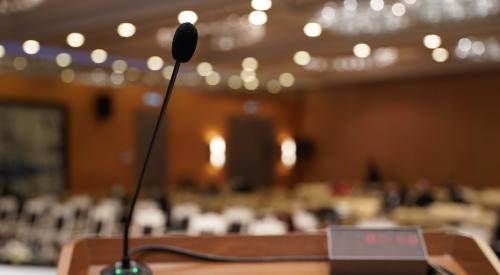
[86, 198, 123, 236]
[222, 206, 255, 233]
[248, 216, 287, 235]
[187, 212, 228, 235]
[292, 210, 319, 232]
[0, 196, 19, 236]
[131, 200, 167, 236]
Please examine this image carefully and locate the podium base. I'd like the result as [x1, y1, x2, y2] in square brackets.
[100, 261, 152, 275]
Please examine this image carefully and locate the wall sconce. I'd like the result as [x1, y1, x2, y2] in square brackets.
[281, 137, 297, 167]
[209, 136, 226, 168]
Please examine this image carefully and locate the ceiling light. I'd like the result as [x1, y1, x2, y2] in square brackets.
[251, 0, 272, 11]
[112, 59, 127, 73]
[370, 0, 385, 11]
[126, 68, 141, 82]
[117, 23, 136, 38]
[67, 33, 85, 48]
[162, 66, 174, 80]
[147, 56, 164, 71]
[242, 57, 258, 70]
[471, 41, 486, 55]
[22, 40, 40, 55]
[55, 53, 71, 67]
[110, 72, 125, 85]
[205, 71, 221, 86]
[266, 79, 281, 94]
[228, 75, 242, 89]
[423, 34, 441, 49]
[279, 72, 295, 87]
[391, 3, 406, 16]
[344, 0, 358, 11]
[303, 22, 322, 37]
[91, 68, 107, 84]
[60, 69, 75, 83]
[178, 10, 198, 24]
[243, 78, 259, 90]
[353, 43, 371, 58]
[197, 62, 213, 76]
[248, 10, 268, 25]
[457, 38, 472, 52]
[293, 51, 311, 65]
[91, 49, 107, 64]
[240, 69, 257, 82]
[13, 57, 27, 70]
[432, 48, 449, 62]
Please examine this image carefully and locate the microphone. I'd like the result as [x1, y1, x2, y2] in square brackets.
[101, 22, 198, 275]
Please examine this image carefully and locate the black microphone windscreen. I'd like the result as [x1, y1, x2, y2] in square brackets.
[172, 23, 198, 63]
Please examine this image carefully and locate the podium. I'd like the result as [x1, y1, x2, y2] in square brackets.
[58, 231, 500, 275]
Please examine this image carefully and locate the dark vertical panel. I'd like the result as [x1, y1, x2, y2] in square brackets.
[135, 111, 167, 196]
[227, 117, 275, 189]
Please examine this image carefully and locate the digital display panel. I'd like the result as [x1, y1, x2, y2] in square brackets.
[328, 227, 427, 259]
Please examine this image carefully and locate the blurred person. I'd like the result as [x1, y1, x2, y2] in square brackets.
[178, 176, 198, 193]
[229, 176, 254, 193]
[204, 181, 221, 197]
[446, 180, 466, 203]
[312, 207, 340, 227]
[414, 178, 435, 207]
[493, 211, 500, 257]
[382, 181, 407, 212]
[365, 159, 383, 190]
[333, 180, 351, 196]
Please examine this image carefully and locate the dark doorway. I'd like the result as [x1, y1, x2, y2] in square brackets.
[227, 117, 275, 189]
[135, 111, 167, 196]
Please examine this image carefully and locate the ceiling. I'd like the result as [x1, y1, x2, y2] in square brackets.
[1, 0, 500, 92]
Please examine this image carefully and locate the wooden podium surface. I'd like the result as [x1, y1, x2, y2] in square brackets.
[58, 231, 500, 275]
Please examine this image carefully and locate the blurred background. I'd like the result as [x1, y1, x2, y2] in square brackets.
[0, 0, 499, 271]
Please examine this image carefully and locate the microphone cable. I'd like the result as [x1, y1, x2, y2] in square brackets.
[130, 244, 454, 274]
[130, 244, 329, 262]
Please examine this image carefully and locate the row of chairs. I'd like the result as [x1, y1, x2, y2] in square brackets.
[0, 195, 321, 265]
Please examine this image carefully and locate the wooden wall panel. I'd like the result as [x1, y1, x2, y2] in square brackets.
[0, 74, 300, 195]
[300, 71, 500, 186]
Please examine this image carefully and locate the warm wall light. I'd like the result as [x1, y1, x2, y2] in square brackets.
[281, 137, 297, 167]
[209, 136, 226, 168]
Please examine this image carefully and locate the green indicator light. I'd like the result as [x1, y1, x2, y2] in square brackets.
[132, 267, 139, 273]
[115, 268, 122, 275]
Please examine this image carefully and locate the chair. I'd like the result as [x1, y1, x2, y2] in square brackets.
[170, 202, 201, 231]
[187, 212, 228, 235]
[248, 216, 288, 235]
[85, 198, 123, 237]
[292, 210, 319, 232]
[222, 206, 255, 233]
[131, 200, 167, 236]
[0, 196, 19, 238]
